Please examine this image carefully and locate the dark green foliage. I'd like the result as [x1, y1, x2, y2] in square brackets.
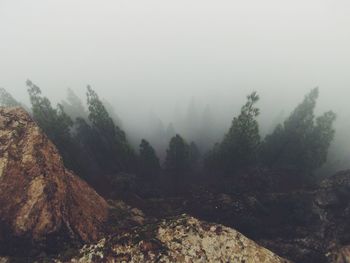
[207, 92, 261, 172]
[0, 87, 21, 107]
[26, 80, 78, 170]
[164, 134, 191, 174]
[25, 82, 136, 180]
[138, 139, 160, 178]
[72, 117, 101, 178]
[262, 88, 336, 172]
[85, 85, 135, 172]
[27, 80, 73, 143]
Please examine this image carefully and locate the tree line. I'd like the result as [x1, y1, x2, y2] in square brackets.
[0, 83, 336, 189]
[206, 88, 336, 175]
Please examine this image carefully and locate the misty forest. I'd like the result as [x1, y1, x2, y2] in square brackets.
[1, 1, 350, 263]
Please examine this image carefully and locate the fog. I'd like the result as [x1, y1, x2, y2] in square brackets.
[1, 0, 350, 165]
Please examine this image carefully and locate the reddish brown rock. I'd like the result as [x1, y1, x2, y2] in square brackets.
[0, 107, 108, 243]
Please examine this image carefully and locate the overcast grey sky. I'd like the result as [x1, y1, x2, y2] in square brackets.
[1, 0, 350, 131]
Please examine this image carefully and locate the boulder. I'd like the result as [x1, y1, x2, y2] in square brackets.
[0, 107, 108, 247]
[332, 245, 350, 263]
[64, 214, 289, 262]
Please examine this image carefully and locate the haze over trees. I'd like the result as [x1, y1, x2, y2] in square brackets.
[138, 139, 160, 179]
[61, 88, 88, 121]
[0, 87, 21, 107]
[164, 134, 191, 175]
[206, 92, 261, 173]
[0, 84, 339, 192]
[26, 80, 77, 171]
[262, 88, 336, 173]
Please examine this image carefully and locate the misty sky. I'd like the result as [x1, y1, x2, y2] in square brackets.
[1, 0, 350, 134]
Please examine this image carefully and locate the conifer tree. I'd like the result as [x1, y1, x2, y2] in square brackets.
[139, 139, 160, 178]
[262, 88, 336, 172]
[217, 91, 261, 172]
[164, 134, 191, 174]
[26, 80, 76, 170]
[86, 85, 135, 172]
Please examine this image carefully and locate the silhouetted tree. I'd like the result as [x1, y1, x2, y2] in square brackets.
[138, 139, 160, 179]
[86, 85, 135, 172]
[69, 117, 102, 180]
[209, 92, 261, 172]
[164, 134, 191, 174]
[262, 88, 336, 172]
[26, 80, 78, 170]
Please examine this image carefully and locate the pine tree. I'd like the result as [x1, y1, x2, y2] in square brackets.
[164, 134, 191, 174]
[26, 80, 77, 170]
[139, 139, 160, 178]
[217, 91, 261, 172]
[72, 117, 101, 179]
[27, 80, 73, 140]
[86, 85, 135, 172]
[262, 88, 336, 172]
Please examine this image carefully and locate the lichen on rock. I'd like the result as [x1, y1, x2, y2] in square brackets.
[0, 107, 108, 249]
[65, 214, 289, 263]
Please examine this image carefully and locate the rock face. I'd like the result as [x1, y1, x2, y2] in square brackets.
[65, 215, 289, 263]
[0, 107, 108, 248]
[333, 245, 350, 263]
[137, 169, 350, 262]
[192, 170, 350, 262]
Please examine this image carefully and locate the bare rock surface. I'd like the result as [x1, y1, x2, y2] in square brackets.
[0, 107, 108, 246]
[65, 214, 289, 263]
[332, 245, 350, 263]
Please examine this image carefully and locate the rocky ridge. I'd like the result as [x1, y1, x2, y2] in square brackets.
[59, 215, 289, 263]
[0, 107, 290, 262]
[0, 107, 108, 252]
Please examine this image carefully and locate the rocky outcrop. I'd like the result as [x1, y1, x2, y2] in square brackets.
[332, 245, 350, 263]
[137, 169, 350, 262]
[62, 215, 289, 263]
[0, 107, 108, 248]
